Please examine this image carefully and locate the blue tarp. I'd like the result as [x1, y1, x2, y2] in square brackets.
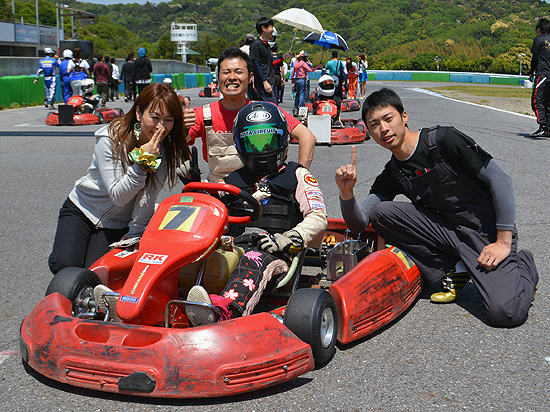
[449, 73, 490, 84]
[184, 73, 198, 88]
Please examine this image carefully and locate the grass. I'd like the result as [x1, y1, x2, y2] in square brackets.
[425, 85, 532, 99]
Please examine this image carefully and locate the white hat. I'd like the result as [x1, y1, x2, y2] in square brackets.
[63, 49, 73, 59]
[163, 77, 173, 85]
[44, 47, 54, 54]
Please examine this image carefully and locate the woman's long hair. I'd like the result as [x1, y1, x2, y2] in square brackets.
[108, 82, 190, 187]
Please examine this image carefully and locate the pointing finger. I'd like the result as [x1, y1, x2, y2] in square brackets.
[184, 97, 190, 110]
[351, 145, 357, 169]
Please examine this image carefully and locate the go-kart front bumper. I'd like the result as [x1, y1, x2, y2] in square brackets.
[20, 293, 314, 398]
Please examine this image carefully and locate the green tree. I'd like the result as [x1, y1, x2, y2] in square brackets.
[156, 35, 177, 60]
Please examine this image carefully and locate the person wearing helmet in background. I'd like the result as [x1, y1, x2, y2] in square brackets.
[185, 101, 327, 326]
[163, 77, 184, 103]
[33, 47, 59, 109]
[59, 49, 73, 103]
[68, 48, 91, 97]
[182, 46, 316, 183]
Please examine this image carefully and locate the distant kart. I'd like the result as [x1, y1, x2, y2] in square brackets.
[308, 93, 360, 112]
[46, 95, 123, 126]
[199, 83, 221, 98]
[295, 98, 369, 145]
[21, 182, 422, 399]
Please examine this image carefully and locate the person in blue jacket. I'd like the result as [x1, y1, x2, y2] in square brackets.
[34, 47, 59, 109]
[59, 49, 73, 104]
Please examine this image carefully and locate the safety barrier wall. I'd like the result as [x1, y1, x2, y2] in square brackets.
[0, 69, 529, 109]
[0, 71, 216, 108]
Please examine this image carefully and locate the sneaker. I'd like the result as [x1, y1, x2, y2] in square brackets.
[48, 104, 55, 110]
[530, 127, 550, 138]
[93, 284, 121, 322]
[430, 262, 471, 303]
[124, 98, 128, 102]
[186, 286, 215, 327]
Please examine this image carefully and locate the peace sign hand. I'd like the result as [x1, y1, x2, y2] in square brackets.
[140, 124, 166, 158]
[335, 145, 357, 200]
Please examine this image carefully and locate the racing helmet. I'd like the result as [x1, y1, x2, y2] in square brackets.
[317, 74, 335, 97]
[80, 78, 95, 95]
[163, 77, 173, 85]
[233, 102, 289, 174]
[63, 49, 73, 59]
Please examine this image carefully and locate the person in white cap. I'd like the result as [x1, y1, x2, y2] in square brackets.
[33, 47, 59, 109]
[59, 49, 73, 103]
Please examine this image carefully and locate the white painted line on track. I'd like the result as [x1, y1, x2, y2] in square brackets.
[14, 123, 31, 127]
[0, 350, 19, 365]
[408, 87, 535, 119]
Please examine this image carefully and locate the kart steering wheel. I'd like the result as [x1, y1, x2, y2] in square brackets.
[183, 182, 262, 224]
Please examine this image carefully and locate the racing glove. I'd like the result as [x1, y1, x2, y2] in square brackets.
[176, 146, 201, 184]
[256, 229, 304, 254]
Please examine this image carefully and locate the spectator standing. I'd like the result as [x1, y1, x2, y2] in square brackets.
[325, 51, 345, 114]
[240, 33, 255, 55]
[357, 54, 368, 99]
[271, 42, 284, 103]
[85, 53, 95, 74]
[133, 47, 153, 94]
[280, 60, 288, 103]
[110, 57, 121, 101]
[250, 17, 290, 105]
[68, 48, 91, 96]
[122, 54, 136, 102]
[33, 47, 59, 109]
[93, 54, 110, 108]
[529, 18, 550, 138]
[59, 49, 73, 103]
[291, 51, 322, 115]
[346, 57, 358, 99]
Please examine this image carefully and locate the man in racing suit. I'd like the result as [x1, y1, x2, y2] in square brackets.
[34, 47, 59, 109]
[335, 88, 538, 327]
[529, 17, 550, 138]
[186, 101, 327, 325]
[183, 46, 316, 182]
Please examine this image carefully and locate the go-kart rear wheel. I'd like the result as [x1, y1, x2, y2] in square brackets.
[97, 112, 104, 123]
[284, 288, 338, 366]
[114, 108, 123, 116]
[46, 267, 101, 317]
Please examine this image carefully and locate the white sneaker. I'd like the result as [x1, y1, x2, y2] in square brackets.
[186, 286, 215, 327]
[93, 284, 121, 322]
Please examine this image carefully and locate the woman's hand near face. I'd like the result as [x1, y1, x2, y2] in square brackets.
[140, 124, 166, 157]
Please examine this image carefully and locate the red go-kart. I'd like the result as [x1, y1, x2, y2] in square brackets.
[199, 83, 221, 98]
[46, 95, 124, 126]
[20, 182, 422, 398]
[295, 98, 368, 145]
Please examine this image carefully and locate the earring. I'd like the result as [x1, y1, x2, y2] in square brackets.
[134, 122, 141, 141]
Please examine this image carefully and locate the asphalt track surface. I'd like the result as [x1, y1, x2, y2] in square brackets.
[1, 82, 549, 411]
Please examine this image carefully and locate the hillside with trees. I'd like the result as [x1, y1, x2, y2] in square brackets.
[3, 0, 550, 74]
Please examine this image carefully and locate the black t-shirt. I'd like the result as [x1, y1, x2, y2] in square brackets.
[250, 38, 275, 85]
[370, 126, 492, 200]
[531, 33, 550, 75]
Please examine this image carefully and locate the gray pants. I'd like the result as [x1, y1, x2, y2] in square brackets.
[370, 201, 538, 327]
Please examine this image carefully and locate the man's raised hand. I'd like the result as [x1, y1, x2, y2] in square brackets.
[335, 145, 357, 200]
[183, 97, 196, 131]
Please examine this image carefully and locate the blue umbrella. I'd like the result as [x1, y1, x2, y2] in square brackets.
[302, 30, 349, 51]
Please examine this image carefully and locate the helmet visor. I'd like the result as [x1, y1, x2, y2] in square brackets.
[320, 78, 335, 90]
[237, 124, 286, 153]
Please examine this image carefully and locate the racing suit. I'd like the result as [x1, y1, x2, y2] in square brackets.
[35, 56, 59, 106]
[220, 162, 327, 316]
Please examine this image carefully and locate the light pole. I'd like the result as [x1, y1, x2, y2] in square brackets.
[518, 53, 526, 76]
[435, 56, 441, 71]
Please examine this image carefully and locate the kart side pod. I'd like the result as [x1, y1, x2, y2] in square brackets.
[329, 246, 422, 345]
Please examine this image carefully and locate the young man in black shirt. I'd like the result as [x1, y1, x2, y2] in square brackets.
[250, 17, 289, 105]
[530, 18, 550, 137]
[335, 88, 538, 328]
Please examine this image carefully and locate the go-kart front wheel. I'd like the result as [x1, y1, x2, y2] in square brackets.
[284, 288, 338, 366]
[46, 267, 101, 317]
